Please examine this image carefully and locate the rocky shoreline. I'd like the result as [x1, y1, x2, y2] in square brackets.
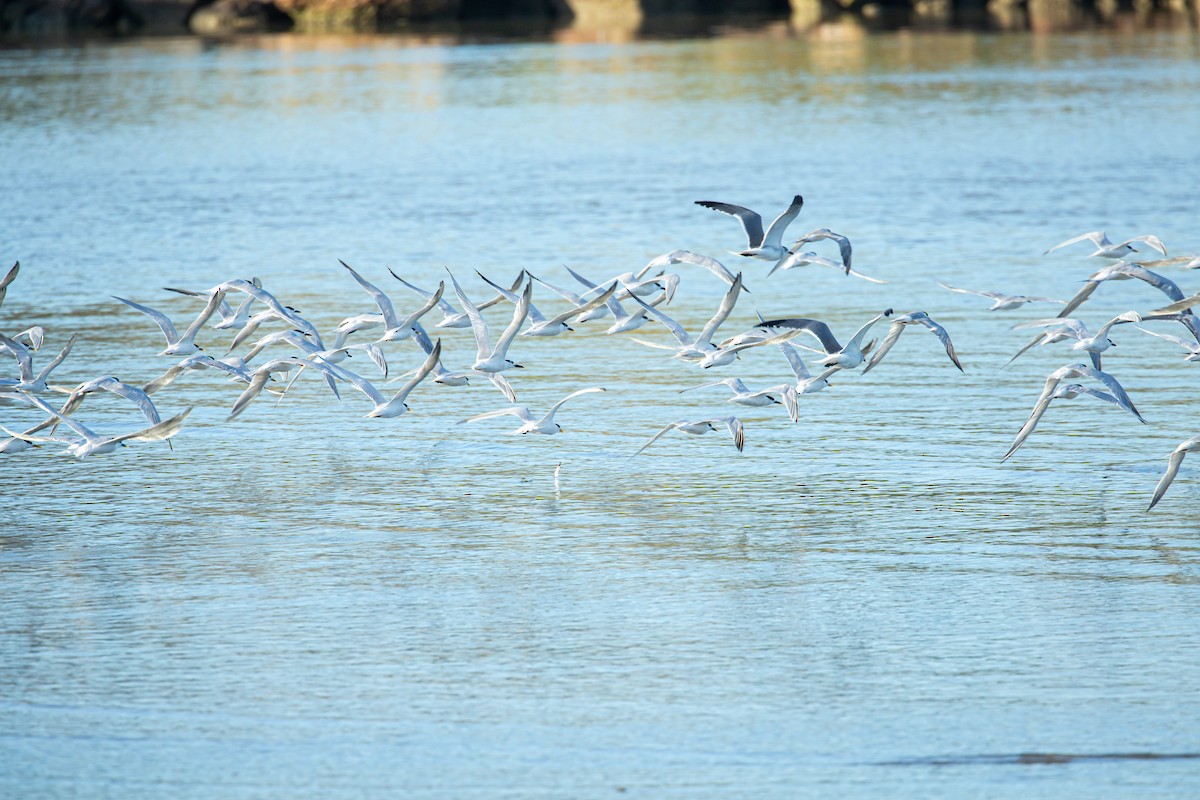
[1, 0, 1194, 38]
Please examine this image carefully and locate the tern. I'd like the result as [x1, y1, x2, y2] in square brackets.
[163, 277, 263, 330]
[451, 272, 532, 374]
[212, 279, 324, 349]
[538, 268, 666, 334]
[10, 326, 44, 351]
[1045, 231, 1167, 259]
[55, 376, 163, 427]
[4, 393, 191, 458]
[1147, 436, 1200, 511]
[862, 312, 963, 374]
[1001, 383, 1140, 462]
[938, 283, 1065, 311]
[142, 354, 255, 395]
[632, 416, 745, 457]
[695, 195, 804, 262]
[113, 291, 226, 355]
[695, 327, 804, 369]
[1058, 262, 1193, 320]
[641, 250, 740, 289]
[389, 270, 519, 329]
[1011, 312, 1141, 370]
[1021, 363, 1144, 429]
[392, 322, 518, 402]
[789, 228, 853, 272]
[679, 376, 796, 419]
[755, 310, 893, 369]
[629, 273, 744, 362]
[0, 333, 78, 394]
[321, 339, 442, 419]
[475, 270, 618, 336]
[340, 260, 444, 344]
[463, 387, 606, 435]
[226, 356, 348, 421]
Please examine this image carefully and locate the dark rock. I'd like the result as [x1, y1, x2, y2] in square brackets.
[186, 0, 293, 32]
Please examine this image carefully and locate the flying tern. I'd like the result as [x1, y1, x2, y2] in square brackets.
[1045, 231, 1167, 260]
[1147, 436, 1200, 511]
[862, 312, 963, 374]
[113, 291, 226, 356]
[632, 416, 745, 457]
[695, 195, 804, 262]
[1001, 383, 1139, 462]
[938, 282, 1065, 311]
[475, 270, 618, 336]
[5, 392, 191, 458]
[755, 310, 893, 369]
[789, 228, 853, 272]
[463, 387, 606, 435]
[451, 271, 532, 373]
[0, 333, 78, 394]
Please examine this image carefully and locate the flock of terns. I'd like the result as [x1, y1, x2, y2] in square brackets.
[2, 195, 1199, 511]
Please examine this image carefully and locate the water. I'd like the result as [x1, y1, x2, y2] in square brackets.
[2, 28, 1200, 797]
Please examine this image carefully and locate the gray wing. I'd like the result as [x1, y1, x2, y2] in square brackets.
[1151, 293, 1199, 316]
[1045, 231, 1106, 254]
[449, 271, 492, 362]
[760, 195, 805, 249]
[913, 313, 963, 371]
[113, 296, 181, 344]
[658, 250, 738, 287]
[719, 416, 745, 452]
[542, 387, 606, 424]
[389, 270, 460, 317]
[1059, 279, 1102, 317]
[487, 372, 517, 403]
[1001, 392, 1055, 462]
[97, 379, 163, 425]
[0, 261, 18, 310]
[33, 333, 78, 383]
[341, 260, 399, 330]
[631, 421, 685, 458]
[756, 317, 842, 354]
[543, 282, 619, 328]
[1013, 318, 1088, 340]
[1122, 235, 1168, 255]
[861, 321, 905, 374]
[778, 342, 812, 381]
[466, 406, 534, 424]
[0, 332, 35, 381]
[164, 285, 235, 324]
[110, 407, 192, 447]
[1135, 325, 1197, 351]
[385, 339, 441, 407]
[491, 280, 532, 359]
[792, 228, 851, 271]
[0, 261, 18, 290]
[1057, 364, 1143, 422]
[937, 282, 1004, 300]
[695, 273, 743, 347]
[628, 294, 693, 347]
[695, 200, 765, 248]
[1147, 447, 1189, 511]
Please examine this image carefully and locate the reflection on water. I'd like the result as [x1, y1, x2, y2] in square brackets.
[2, 28, 1200, 799]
